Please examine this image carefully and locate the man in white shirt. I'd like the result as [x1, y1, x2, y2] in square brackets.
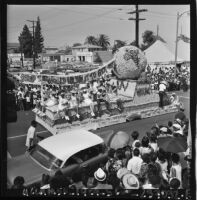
[127, 148, 143, 175]
[26, 120, 37, 151]
[158, 80, 167, 108]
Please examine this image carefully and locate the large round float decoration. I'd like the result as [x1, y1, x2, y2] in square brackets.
[113, 45, 147, 80]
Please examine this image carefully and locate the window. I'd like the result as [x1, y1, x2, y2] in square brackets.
[30, 145, 63, 170]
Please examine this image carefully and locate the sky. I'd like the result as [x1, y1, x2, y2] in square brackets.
[7, 5, 190, 52]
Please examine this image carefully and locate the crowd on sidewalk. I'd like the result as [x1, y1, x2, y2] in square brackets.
[146, 65, 190, 92]
[9, 105, 191, 196]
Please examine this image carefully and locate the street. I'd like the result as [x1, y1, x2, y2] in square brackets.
[7, 90, 190, 158]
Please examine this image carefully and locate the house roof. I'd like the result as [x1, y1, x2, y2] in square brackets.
[7, 43, 20, 49]
[93, 51, 113, 63]
[39, 130, 104, 161]
[72, 44, 102, 49]
[44, 47, 58, 50]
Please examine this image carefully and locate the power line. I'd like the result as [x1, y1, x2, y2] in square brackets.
[43, 5, 128, 32]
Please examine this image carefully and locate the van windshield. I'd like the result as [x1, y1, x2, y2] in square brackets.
[30, 145, 63, 170]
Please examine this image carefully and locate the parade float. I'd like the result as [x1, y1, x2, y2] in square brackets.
[20, 46, 178, 135]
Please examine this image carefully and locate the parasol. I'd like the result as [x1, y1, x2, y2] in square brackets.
[108, 131, 130, 150]
[157, 135, 187, 153]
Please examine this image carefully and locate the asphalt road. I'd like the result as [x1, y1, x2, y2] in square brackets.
[7, 90, 190, 158]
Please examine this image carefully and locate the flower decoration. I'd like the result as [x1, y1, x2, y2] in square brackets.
[113, 45, 147, 80]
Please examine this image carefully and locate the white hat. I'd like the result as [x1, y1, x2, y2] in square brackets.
[172, 123, 181, 130]
[175, 118, 182, 125]
[122, 173, 140, 189]
[94, 168, 106, 182]
[117, 168, 130, 180]
[160, 127, 168, 133]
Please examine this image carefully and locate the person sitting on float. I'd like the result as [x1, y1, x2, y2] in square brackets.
[45, 93, 58, 107]
[56, 93, 69, 117]
[96, 86, 112, 116]
[69, 90, 81, 120]
[63, 93, 72, 121]
[82, 88, 95, 117]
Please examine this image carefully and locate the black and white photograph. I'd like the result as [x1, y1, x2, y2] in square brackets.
[3, 3, 195, 198]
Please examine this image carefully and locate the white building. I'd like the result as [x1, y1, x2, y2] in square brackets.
[72, 44, 103, 63]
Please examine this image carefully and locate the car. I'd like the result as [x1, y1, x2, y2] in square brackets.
[7, 130, 112, 188]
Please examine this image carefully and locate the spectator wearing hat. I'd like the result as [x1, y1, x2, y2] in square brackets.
[92, 168, 113, 189]
[159, 126, 170, 136]
[131, 131, 140, 149]
[127, 148, 143, 176]
[170, 153, 182, 187]
[122, 173, 140, 189]
[172, 123, 184, 136]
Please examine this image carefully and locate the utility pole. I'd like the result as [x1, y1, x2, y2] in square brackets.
[157, 25, 159, 37]
[127, 5, 147, 48]
[174, 10, 189, 77]
[27, 20, 37, 69]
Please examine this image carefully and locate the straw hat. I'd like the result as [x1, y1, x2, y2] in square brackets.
[94, 168, 106, 182]
[122, 173, 140, 189]
[117, 168, 130, 180]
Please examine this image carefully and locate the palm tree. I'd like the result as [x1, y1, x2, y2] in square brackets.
[84, 36, 98, 45]
[97, 34, 110, 50]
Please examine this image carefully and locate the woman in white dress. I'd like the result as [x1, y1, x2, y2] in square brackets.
[83, 89, 95, 117]
[57, 93, 70, 120]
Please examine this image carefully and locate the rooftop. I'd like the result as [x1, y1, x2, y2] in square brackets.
[72, 44, 102, 49]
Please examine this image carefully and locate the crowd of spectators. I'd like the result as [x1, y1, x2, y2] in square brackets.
[146, 64, 190, 92]
[9, 106, 191, 196]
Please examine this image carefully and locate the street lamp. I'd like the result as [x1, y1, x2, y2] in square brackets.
[174, 10, 190, 76]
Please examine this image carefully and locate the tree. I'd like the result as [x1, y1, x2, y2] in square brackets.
[97, 34, 110, 50]
[72, 43, 82, 47]
[142, 30, 155, 46]
[112, 40, 127, 54]
[141, 30, 166, 50]
[18, 24, 33, 58]
[34, 16, 44, 57]
[84, 36, 98, 45]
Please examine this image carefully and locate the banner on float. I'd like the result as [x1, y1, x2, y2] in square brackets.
[19, 59, 114, 85]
